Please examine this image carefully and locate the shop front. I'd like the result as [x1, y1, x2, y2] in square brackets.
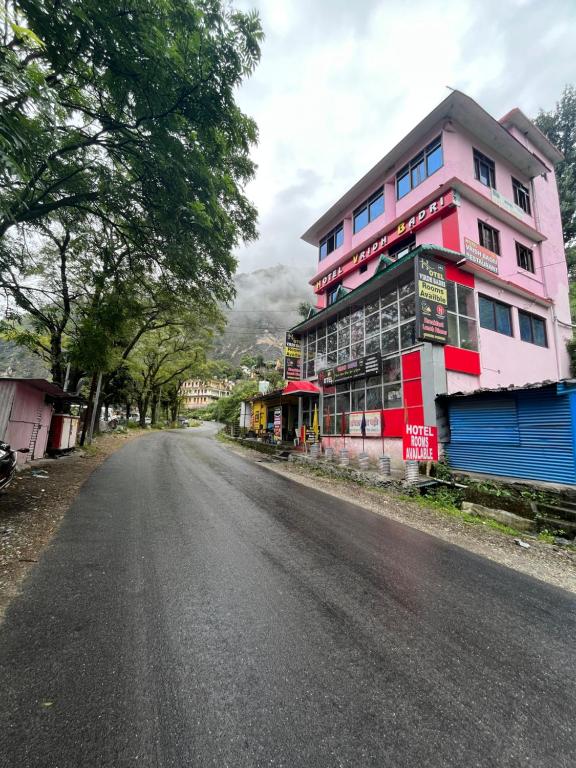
[246, 383, 320, 445]
[286, 246, 471, 465]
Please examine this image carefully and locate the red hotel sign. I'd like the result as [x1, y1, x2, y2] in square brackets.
[402, 424, 439, 461]
[313, 190, 458, 294]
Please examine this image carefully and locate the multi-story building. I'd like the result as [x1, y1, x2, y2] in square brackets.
[288, 90, 573, 475]
[180, 379, 234, 410]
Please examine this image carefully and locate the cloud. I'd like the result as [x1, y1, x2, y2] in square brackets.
[234, 0, 576, 278]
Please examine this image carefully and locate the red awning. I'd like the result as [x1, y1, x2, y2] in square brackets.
[282, 381, 320, 396]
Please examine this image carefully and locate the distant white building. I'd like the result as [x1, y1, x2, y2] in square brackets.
[180, 379, 234, 410]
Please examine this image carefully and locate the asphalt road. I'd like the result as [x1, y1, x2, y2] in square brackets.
[0, 424, 575, 767]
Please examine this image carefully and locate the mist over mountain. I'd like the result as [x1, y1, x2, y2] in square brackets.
[0, 265, 315, 377]
[212, 263, 314, 364]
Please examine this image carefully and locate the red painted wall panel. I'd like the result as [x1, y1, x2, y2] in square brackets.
[401, 350, 421, 380]
[403, 379, 423, 408]
[444, 345, 481, 375]
[441, 207, 460, 251]
[444, 262, 475, 288]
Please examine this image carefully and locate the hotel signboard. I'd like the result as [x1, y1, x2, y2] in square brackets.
[463, 237, 499, 274]
[318, 352, 382, 387]
[312, 189, 459, 294]
[403, 424, 439, 461]
[414, 256, 448, 344]
[283, 331, 301, 381]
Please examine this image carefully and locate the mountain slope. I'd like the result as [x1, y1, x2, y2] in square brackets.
[212, 264, 314, 363]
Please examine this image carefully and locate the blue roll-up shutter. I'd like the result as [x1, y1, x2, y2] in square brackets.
[445, 387, 576, 485]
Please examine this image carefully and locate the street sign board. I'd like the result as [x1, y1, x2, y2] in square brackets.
[402, 424, 439, 461]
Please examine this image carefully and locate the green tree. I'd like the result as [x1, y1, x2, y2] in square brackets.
[0, 0, 263, 322]
[534, 85, 576, 245]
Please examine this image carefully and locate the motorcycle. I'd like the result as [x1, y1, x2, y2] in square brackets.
[0, 442, 29, 491]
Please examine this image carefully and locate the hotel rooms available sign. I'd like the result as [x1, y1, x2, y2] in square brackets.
[415, 256, 448, 344]
[283, 331, 301, 381]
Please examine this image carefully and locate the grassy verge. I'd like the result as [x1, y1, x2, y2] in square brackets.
[398, 493, 523, 536]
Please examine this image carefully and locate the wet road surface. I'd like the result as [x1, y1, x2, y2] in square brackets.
[0, 424, 575, 767]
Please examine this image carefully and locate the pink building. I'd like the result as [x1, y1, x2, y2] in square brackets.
[290, 91, 571, 467]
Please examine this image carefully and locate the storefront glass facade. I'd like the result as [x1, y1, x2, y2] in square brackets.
[298, 270, 478, 436]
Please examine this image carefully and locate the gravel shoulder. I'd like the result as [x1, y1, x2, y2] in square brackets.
[223, 439, 576, 595]
[0, 429, 148, 621]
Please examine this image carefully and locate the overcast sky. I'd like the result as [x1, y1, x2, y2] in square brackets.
[233, 0, 576, 277]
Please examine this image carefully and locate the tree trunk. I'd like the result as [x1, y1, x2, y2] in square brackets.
[50, 333, 64, 388]
[126, 402, 131, 419]
[139, 396, 149, 428]
[150, 389, 159, 425]
[80, 372, 98, 446]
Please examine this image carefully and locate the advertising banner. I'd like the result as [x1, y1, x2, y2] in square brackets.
[283, 331, 301, 381]
[415, 256, 448, 344]
[463, 238, 499, 274]
[318, 353, 382, 387]
[349, 410, 383, 437]
[402, 424, 439, 461]
[273, 407, 282, 441]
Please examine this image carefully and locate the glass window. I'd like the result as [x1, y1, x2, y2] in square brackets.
[327, 351, 337, 365]
[426, 140, 443, 175]
[353, 207, 369, 234]
[396, 137, 442, 199]
[365, 335, 380, 355]
[457, 284, 476, 318]
[353, 188, 384, 234]
[350, 321, 363, 343]
[399, 279, 415, 298]
[317, 336, 326, 354]
[337, 347, 350, 363]
[519, 310, 547, 347]
[381, 287, 397, 307]
[478, 221, 500, 255]
[351, 341, 363, 359]
[400, 321, 416, 349]
[351, 388, 366, 412]
[382, 356, 401, 382]
[365, 313, 379, 335]
[447, 312, 459, 346]
[447, 281, 457, 313]
[381, 303, 398, 327]
[411, 154, 426, 188]
[479, 295, 512, 336]
[381, 329, 399, 355]
[319, 223, 344, 261]
[513, 178, 531, 215]
[366, 386, 382, 410]
[327, 333, 337, 352]
[397, 168, 410, 199]
[458, 316, 478, 351]
[400, 295, 415, 321]
[336, 392, 350, 413]
[365, 297, 380, 315]
[383, 384, 402, 409]
[339, 325, 350, 347]
[327, 320, 337, 335]
[516, 242, 535, 273]
[473, 149, 496, 188]
[369, 193, 384, 221]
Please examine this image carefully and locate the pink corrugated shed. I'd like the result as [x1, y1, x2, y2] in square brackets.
[0, 381, 55, 463]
